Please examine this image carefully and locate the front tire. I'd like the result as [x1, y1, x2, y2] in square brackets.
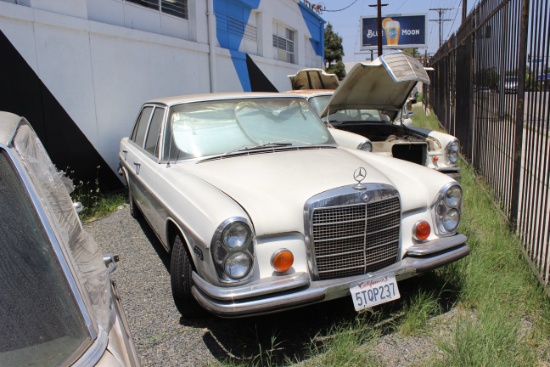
[170, 234, 206, 318]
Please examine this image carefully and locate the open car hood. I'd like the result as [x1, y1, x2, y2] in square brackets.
[320, 52, 430, 120]
[288, 68, 340, 90]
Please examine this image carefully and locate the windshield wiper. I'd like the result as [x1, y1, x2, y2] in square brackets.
[226, 142, 293, 155]
[242, 142, 293, 150]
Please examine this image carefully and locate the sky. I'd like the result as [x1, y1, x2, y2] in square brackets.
[316, 0, 479, 62]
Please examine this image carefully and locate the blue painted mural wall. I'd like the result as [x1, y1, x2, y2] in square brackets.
[213, 0, 260, 91]
[298, 1, 325, 59]
[213, 0, 324, 91]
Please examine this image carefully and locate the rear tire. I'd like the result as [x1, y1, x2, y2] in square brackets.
[170, 234, 206, 318]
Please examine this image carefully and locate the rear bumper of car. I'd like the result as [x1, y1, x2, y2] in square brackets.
[191, 234, 469, 318]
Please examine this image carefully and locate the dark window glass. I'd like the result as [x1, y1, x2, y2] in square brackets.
[132, 106, 153, 147]
[145, 107, 165, 155]
[125, 0, 188, 19]
[0, 151, 90, 366]
[161, 0, 188, 19]
[126, 0, 158, 10]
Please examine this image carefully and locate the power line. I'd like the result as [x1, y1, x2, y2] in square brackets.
[320, 0, 360, 12]
[430, 8, 453, 47]
[446, 1, 462, 40]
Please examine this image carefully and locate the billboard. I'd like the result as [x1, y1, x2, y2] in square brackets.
[361, 14, 427, 50]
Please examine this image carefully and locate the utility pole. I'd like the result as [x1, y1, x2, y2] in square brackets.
[369, 1, 388, 56]
[429, 8, 453, 47]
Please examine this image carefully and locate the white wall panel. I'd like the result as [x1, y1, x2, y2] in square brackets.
[160, 13, 190, 39]
[89, 33, 210, 169]
[0, 0, 324, 176]
[123, 3, 161, 34]
[87, 0, 125, 28]
[30, 0, 88, 19]
[0, 3, 39, 73]
[32, 23, 98, 147]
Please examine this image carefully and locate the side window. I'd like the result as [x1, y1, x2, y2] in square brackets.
[131, 106, 153, 147]
[144, 107, 165, 155]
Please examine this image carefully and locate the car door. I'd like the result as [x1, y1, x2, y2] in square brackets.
[123, 105, 153, 218]
[122, 105, 167, 237]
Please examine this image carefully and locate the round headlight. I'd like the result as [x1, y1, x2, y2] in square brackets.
[449, 151, 459, 164]
[222, 221, 251, 250]
[358, 141, 373, 152]
[224, 252, 252, 279]
[443, 209, 460, 231]
[446, 141, 460, 164]
[445, 185, 462, 207]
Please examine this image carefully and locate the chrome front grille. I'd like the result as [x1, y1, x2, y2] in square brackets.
[306, 185, 401, 281]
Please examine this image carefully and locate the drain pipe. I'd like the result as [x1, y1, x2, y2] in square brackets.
[207, 0, 217, 92]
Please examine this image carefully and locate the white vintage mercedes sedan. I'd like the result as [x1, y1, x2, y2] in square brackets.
[119, 93, 469, 318]
[287, 52, 461, 180]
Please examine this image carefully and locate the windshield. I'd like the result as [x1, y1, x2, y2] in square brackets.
[326, 109, 386, 124]
[167, 98, 332, 160]
[307, 95, 331, 115]
[0, 150, 90, 367]
[307, 96, 391, 125]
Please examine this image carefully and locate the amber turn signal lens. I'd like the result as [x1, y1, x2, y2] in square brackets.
[432, 156, 439, 164]
[414, 220, 431, 241]
[271, 249, 294, 273]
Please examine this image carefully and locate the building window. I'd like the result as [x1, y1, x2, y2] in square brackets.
[273, 24, 295, 64]
[126, 0, 188, 19]
[228, 17, 257, 43]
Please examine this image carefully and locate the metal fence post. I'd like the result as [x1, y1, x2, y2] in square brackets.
[510, 0, 529, 230]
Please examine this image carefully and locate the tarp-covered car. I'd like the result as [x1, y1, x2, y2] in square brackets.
[0, 112, 140, 367]
[288, 52, 461, 179]
[119, 93, 469, 318]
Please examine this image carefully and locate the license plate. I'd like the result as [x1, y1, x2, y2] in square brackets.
[350, 273, 401, 311]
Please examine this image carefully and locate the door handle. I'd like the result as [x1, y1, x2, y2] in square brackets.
[121, 149, 128, 160]
[134, 162, 141, 175]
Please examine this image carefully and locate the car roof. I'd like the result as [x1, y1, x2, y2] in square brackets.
[0, 111, 23, 146]
[144, 92, 297, 107]
[287, 68, 340, 90]
[284, 89, 334, 97]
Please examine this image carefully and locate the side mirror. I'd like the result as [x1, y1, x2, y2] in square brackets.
[73, 202, 84, 213]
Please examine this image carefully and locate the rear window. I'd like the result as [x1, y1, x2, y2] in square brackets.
[0, 150, 91, 367]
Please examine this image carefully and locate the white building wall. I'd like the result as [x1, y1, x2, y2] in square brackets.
[0, 0, 324, 176]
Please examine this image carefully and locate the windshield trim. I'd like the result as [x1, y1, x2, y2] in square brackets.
[165, 97, 335, 163]
[196, 144, 337, 164]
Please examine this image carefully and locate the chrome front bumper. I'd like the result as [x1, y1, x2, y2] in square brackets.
[191, 234, 469, 318]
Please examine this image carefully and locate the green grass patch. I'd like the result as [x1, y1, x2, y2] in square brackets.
[68, 170, 126, 223]
[410, 105, 550, 366]
[302, 320, 381, 367]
